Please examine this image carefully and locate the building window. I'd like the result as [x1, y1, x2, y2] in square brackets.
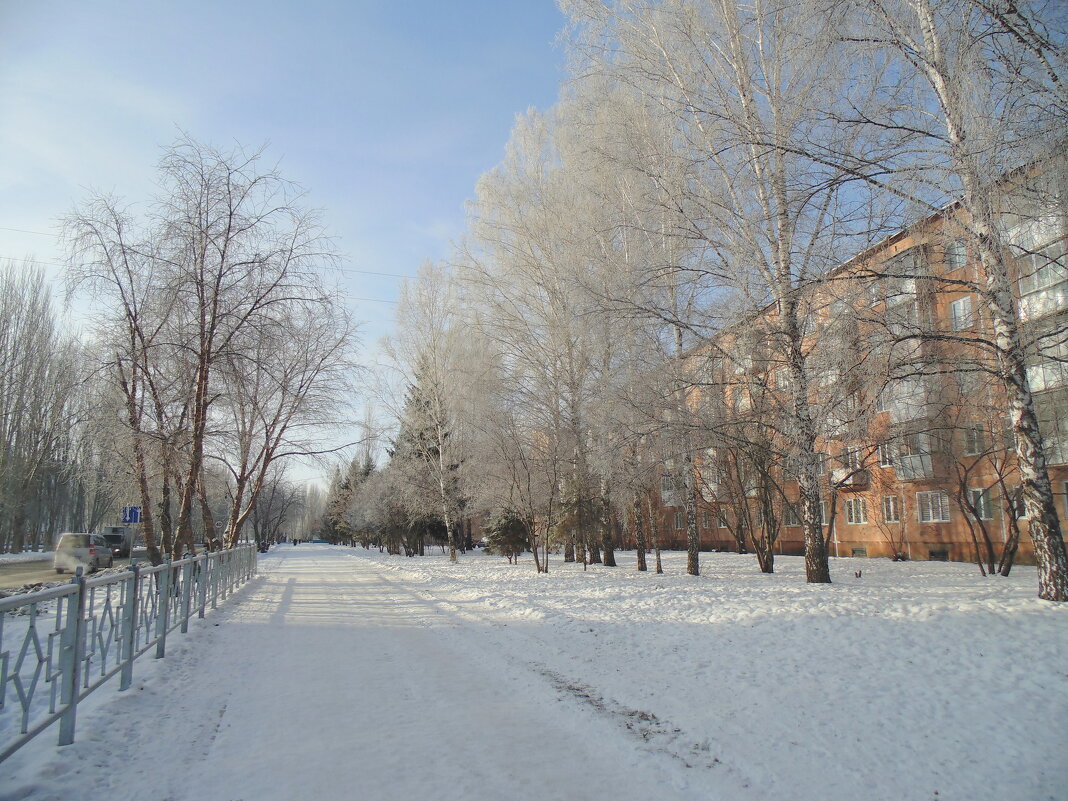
[882, 495, 901, 523]
[944, 240, 967, 271]
[784, 505, 801, 526]
[702, 510, 711, 530]
[718, 509, 729, 528]
[968, 487, 994, 520]
[882, 247, 923, 306]
[840, 447, 863, 471]
[895, 432, 935, 480]
[674, 509, 684, 530]
[732, 388, 752, 412]
[844, 497, 868, 525]
[948, 296, 974, 330]
[963, 426, 986, 456]
[1017, 241, 1068, 321]
[820, 501, 829, 526]
[1006, 485, 1028, 520]
[1036, 394, 1068, 464]
[917, 490, 952, 523]
[1026, 338, 1068, 392]
[878, 442, 895, 467]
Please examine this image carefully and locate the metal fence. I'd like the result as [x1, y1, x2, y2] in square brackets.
[0, 544, 257, 763]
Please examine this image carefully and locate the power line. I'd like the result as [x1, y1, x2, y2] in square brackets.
[0, 225, 56, 237]
[350, 296, 398, 304]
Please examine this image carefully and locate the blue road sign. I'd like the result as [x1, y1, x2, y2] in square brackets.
[122, 506, 141, 525]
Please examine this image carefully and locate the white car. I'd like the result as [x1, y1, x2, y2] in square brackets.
[54, 533, 113, 574]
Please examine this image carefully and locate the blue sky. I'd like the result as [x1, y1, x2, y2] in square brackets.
[0, 0, 567, 346]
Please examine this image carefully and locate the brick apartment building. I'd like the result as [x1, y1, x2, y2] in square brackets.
[654, 163, 1067, 565]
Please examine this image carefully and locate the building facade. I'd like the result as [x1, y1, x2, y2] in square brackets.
[656, 164, 1067, 566]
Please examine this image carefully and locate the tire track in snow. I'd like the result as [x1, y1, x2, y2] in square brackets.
[360, 555, 757, 797]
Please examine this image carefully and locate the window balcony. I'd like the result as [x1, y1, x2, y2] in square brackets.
[831, 467, 869, 487]
[895, 453, 934, 481]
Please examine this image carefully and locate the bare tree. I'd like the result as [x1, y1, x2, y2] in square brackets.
[66, 135, 344, 559]
[0, 261, 83, 552]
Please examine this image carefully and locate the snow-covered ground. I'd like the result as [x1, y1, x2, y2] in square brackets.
[0, 551, 50, 566]
[1, 545, 1065, 801]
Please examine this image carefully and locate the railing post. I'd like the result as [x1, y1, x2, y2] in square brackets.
[155, 559, 172, 659]
[57, 569, 87, 746]
[180, 559, 194, 634]
[119, 563, 140, 691]
[198, 554, 208, 619]
[211, 552, 219, 610]
[221, 551, 230, 601]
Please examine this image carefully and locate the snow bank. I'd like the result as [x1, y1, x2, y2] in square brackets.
[353, 546, 1068, 801]
[0, 551, 51, 566]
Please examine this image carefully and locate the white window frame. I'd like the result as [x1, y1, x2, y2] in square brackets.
[948, 295, 974, 331]
[963, 426, 986, 457]
[1017, 241, 1068, 321]
[718, 508, 730, 529]
[878, 442, 895, 467]
[1027, 338, 1068, 392]
[917, 490, 952, 523]
[882, 495, 901, 523]
[844, 497, 868, 525]
[1036, 394, 1068, 464]
[968, 487, 994, 520]
[784, 505, 801, 527]
[944, 240, 967, 271]
[842, 447, 863, 471]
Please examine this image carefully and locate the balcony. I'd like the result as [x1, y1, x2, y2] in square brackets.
[698, 481, 720, 503]
[831, 468, 869, 487]
[895, 453, 934, 481]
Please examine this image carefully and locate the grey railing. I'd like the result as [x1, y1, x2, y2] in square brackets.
[0, 544, 257, 763]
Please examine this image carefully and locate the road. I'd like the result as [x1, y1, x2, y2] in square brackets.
[0, 551, 149, 591]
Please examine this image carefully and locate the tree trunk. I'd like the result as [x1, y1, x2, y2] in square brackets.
[600, 505, 617, 567]
[784, 302, 831, 583]
[910, 0, 1067, 600]
[646, 495, 663, 574]
[633, 495, 647, 572]
[197, 476, 217, 554]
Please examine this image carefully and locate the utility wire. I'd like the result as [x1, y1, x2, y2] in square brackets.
[0, 225, 56, 236]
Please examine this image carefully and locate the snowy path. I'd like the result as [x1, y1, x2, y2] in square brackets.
[1, 547, 721, 801]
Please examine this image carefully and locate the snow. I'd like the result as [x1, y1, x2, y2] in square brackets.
[1, 545, 1065, 801]
[0, 551, 50, 566]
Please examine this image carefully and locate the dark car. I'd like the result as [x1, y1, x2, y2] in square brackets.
[102, 533, 131, 558]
